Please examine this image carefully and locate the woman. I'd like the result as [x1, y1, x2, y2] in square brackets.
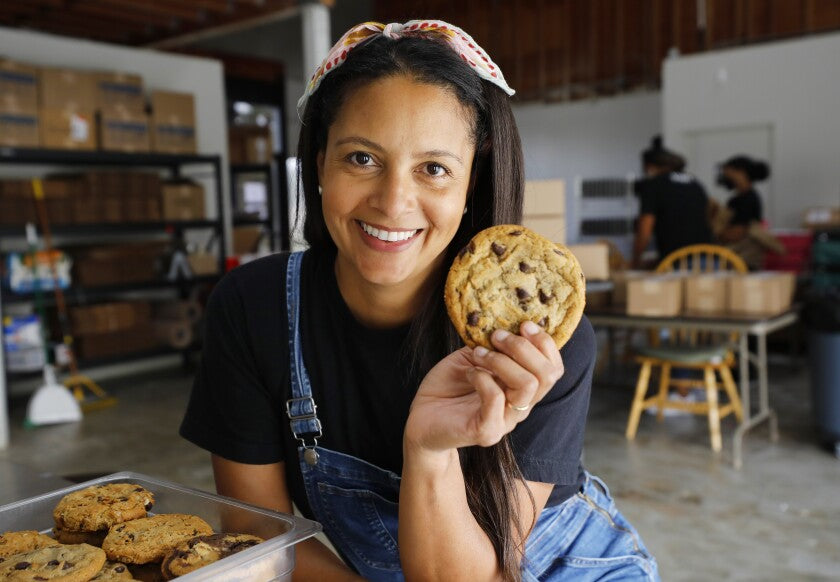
[716, 155, 771, 268]
[181, 20, 658, 582]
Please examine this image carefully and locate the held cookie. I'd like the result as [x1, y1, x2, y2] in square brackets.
[445, 225, 585, 349]
[53, 484, 155, 532]
[0, 543, 106, 581]
[0, 531, 59, 561]
[160, 533, 264, 580]
[102, 514, 213, 565]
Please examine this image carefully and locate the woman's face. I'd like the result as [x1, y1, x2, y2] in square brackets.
[318, 75, 476, 290]
[722, 165, 750, 191]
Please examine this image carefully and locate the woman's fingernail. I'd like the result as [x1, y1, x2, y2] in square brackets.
[493, 329, 510, 342]
[523, 321, 540, 335]
[474, 346, 489, 358]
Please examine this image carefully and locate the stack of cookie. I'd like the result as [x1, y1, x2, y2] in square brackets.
[0, 482, 264, 581]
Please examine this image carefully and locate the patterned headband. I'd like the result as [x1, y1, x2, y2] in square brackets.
[297, 19, 515, 115]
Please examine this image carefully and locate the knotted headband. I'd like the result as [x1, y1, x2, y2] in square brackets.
[297, 19, 515, 115]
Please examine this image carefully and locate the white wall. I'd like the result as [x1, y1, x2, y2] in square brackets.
[0, 26, 230, 232]
[513, 91, 661, 241]
[663, 31, 840, 229]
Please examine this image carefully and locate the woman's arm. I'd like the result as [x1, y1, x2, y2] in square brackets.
[211, 455, 365, 582]
[399, 321, 563, 581]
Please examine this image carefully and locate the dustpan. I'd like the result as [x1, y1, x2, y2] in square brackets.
[25, 364, 82, 427]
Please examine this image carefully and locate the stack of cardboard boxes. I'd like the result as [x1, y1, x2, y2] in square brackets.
[0, 59, 40, 147]
[0, 57, 196, 153]
[615, 270, 796, 317]
[522, 179, 566, 244]
[67, 301, 158, 360]
[228, 125, 273, 165]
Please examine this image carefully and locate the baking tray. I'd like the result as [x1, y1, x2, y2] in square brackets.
[0, 471, 321, 581]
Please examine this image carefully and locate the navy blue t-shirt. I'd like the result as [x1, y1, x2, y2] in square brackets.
[180, 248, 594, 518]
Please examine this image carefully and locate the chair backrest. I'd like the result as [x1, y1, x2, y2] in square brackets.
[655, 244, 748, 275]
[653, 244, 748, 348]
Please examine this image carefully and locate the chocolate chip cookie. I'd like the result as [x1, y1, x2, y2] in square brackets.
[0, 531, 59, 562]
[102, 515, 213, 565]
[53, 484, 154, 533]
[51, 527, 107, 548]
[89, 560, 135, 580]
[0, 543, 106, 581]
[160, 533, 264, 580]
[445, 225, 585, 349]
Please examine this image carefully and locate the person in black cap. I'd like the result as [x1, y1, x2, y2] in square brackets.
[632, 136, 712, 268]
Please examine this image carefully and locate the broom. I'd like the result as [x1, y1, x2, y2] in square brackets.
[31, 178, 117, 411]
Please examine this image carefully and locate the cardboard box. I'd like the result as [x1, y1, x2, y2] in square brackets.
[233, 226, 263, 254]
[72, 243, 166, 287]
[187, 252, 218, 276]
[69, 301, 152, 335]
[522, 215, 566, 244]
[568, 243, 610, 281]
[0, 179, 36, 225]
[627, 274, 683, 317]
[161, 180, 204, 221]
[803, 207, 840, 229]
[727, 272, 795, 315]
[95, 72, 145, 114]
[150, 90, 196, 154]
[229, 125, 273, 165]
[40, 108, 96, 150]
[41, 178, 76, 225]
[0, 59, 39, 114]
[73, 323, 159, 361]
[523, 179, 565, 215]
[0, 111, 39, 147]
[40, 68, 97, 111]
[684, 272, 732, 314]
[610, 270, 647, 305]
[98, 110, 150, 152]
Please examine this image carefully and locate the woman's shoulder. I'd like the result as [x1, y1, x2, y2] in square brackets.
[210, 252, 294, 306]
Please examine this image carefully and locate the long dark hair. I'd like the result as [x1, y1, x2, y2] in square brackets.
[297, 35, 528, 580]
[722, 155, 770, 183]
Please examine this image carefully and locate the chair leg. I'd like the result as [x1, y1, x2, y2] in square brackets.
[704, 366, 722, 452]
[626, 361, 652, 440]
[719, 365, 744, 422]
[656, 363, 671, 422]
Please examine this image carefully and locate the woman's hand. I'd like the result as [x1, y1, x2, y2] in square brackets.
[404, 320, 564, 458]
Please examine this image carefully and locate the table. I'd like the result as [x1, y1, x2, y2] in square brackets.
[0, 459, 71, 505]
[586, 306, 799, 468]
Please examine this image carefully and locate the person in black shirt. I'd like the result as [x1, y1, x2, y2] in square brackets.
[632, 137, 712, 268]
[716, 155, 769, 243]
[181, 20, 657, 582]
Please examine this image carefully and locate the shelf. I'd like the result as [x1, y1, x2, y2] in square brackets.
[232, 218, 271, 227]
[2, 276, 220, 305]
[0, 220, 221, 237]
[0, 147, 220, 168]
[231, 163, 272, 173]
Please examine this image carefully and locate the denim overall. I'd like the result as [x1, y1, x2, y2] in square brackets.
[284, 252, 659, 581]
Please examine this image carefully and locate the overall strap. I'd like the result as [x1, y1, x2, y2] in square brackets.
[284, 251, 322, 451]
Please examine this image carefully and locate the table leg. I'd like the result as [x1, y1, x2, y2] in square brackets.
[733, 333, 751, 469]
[757, 332, 779, 442]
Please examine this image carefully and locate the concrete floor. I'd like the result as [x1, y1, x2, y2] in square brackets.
[1, 352, 838, 581]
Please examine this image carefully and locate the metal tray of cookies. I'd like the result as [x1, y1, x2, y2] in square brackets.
[0, 471, 321, 581]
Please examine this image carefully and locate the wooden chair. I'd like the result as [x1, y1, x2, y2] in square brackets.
[625, 244, 747, 452]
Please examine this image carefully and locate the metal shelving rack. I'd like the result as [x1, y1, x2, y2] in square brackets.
[0, 147, 226, 378]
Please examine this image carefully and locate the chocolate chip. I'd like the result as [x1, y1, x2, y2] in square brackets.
[118, 496, 128, 501]
[516, 288, 531, 301]
[539, 290, 553, 304]
[134, 487, 144, 492]
[145, 502, 153, 510]
[467, 311, 480, 326]
[581, 272, 585, 279]
[538, 317, 548, 327]
[509, 230, 522, 235]
[491, 242, 506, 256]
[518, 261, 533, 273]
[188, 538, 200, 548]
[553, 248, 565, 256]
[14, 562, 30, 570]
[115, 565, 126, 572]
[47, 560, 60, 566]
[127, 533, 135, 541]
[63, 562, 75, 569]
[35, 577, 47, 581]
[458, 246, 469, 259]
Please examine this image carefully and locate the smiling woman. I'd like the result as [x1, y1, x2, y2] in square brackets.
[180, 19, 659, 582]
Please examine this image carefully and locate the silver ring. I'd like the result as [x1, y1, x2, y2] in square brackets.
[507, 401, 530, 412]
